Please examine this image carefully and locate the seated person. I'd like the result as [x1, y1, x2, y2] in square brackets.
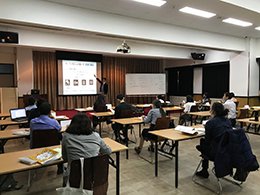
[30, 102, 62, 173]
[93, 94, 108, 129]
[62, 113, 112, 192]
[223, 92, 237, 127]
[112, 94, 133, 141]
[201, 92, 210, 105]
[156, 95, 165, 104]
[135, 100, 166, 154]
[30, 102, 61, 134]
[230, 92, 239, 106]
[196, 102, 232, 178]
[25, 97, 37, 111]
[27, 98, 46, 124]
[179, 95, 196, 125]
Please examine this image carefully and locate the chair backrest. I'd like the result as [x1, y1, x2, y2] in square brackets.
[119, 109, 133, 118]
[238, 109, 249, 119]
[69, 155, 109, 191]
[31, 129, 60, 149]
[154, 117, 171, 130]
[94, 104, 107, 112]
[190, 105, 198, 112]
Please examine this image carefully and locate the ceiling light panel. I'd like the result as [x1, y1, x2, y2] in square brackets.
[222, 18, 253, 27]
[131, 0, 166, 7]
[255, 26, 260, 31]
[179, 6, 216, 18]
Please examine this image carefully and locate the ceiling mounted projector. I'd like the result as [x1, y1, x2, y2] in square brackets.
[116, 41, 131, 53]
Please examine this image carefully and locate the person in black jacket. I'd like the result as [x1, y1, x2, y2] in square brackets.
[94, 75, 108, 95]
[196, 102, 232, 178]
[92, 94, 107, 129]
[112, 94, 133, 141]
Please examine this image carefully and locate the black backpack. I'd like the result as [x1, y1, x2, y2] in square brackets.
[0, 174, 19, 192]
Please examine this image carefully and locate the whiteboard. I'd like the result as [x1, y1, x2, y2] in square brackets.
[125, 74, 166, 95]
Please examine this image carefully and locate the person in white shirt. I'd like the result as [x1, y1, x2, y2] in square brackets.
[179, 95, 196, 125]
[223, 92, 237, 127]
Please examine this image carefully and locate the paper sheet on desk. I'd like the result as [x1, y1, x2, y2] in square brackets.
[175, 125, 205, 135]
[12, 129, 30, 136]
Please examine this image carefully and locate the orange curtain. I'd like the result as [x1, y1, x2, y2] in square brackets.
[33, 52, 163, 110]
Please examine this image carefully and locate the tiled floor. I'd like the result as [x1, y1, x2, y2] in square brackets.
[2, 124, 260, 195]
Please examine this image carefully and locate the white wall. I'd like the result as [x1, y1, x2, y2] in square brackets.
[193, 67, 203, 94]
[249, 38, 259, 96]
[0, 0, 246, 51]
[229, 52, 249, 96]
[16, 47, 33, 96]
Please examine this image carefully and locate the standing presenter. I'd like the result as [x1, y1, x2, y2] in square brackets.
[94, 75, 108, 95]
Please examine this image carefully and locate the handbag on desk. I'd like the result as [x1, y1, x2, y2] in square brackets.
[56, 158, 93, 195]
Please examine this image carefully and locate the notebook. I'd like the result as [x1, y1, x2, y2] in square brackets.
[9, 108, 28, 122]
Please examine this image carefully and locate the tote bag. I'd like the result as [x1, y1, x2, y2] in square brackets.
[56, 158, 93, 195]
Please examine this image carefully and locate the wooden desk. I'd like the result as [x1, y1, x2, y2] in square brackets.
[90, 112, 114, 135]
[0, 138, 127, 195]
[163, 106, 183, 112]
[150, 127, 203, 188]
[103, 138, 128, 195]
[237, 117, 260, 134]
[75, 107, 94, 112]
[135, 104, 151, 108]
[111, 117, 143, 159]
[188, 111, 211, 125]
[0, 129, 30, 152]
[0, 113, 10, 120]
[0, 119, 28, 130]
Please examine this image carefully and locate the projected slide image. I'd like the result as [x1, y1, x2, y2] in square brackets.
[82, 79, 86, 86]
[89, 79, 93, 85]
[58, 60, 99, 95]
[65, 79, 70, 86]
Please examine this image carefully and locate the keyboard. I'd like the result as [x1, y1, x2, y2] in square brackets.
[13, 118, 28, 122]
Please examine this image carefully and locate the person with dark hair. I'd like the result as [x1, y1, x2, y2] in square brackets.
[201, 92, 210, 105]
[195, 102, 232, 178]
[223, 92, 237, 127]
[157, 95, 165, 104]
[62, 113, 112, 191]
[30, 102, 61, 132]
[25, 97, 37, 111]
[230, 92, 239, 106]
[134, 100, 166, 154]
[94, 75, 108, 95]
[112, 94, 134, 141]
[27, 98, 46, 124]
[179, 95, 196, 125]
[62, 113, 111, 163]
[93, 94, 108, 129]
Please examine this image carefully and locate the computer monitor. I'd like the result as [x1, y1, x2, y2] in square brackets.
[9, 108, 27, 121]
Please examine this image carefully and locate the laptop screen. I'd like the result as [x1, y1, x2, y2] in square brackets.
[10, 108, 27, 120]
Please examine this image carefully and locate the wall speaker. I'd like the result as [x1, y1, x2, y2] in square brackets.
[0, 31, 19, 44]
[191, 53, 205, 60]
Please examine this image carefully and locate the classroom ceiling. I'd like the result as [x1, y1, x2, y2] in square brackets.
[44, 0, 260, 39]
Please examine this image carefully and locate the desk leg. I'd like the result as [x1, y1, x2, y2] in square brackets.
[139, 124, 141, 137]
[155, 140, 158, 177]
[125, 126, 129, 159]
[0, 139, 7, 153]
[99, 121, 102, 136]
[116, 152, 120, 195]
[175, 141, 179, 188]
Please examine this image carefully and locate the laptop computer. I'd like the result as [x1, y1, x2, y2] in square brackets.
[9, 108, 28, 122]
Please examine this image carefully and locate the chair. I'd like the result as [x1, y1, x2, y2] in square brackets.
[140, 117, 172, 163]
[117, 109, 136, 142]
[192, 157, 242, 194]
[30, 129, 60, 149]
[69, 155, 109, 195]
[28, 129, 61, 190]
